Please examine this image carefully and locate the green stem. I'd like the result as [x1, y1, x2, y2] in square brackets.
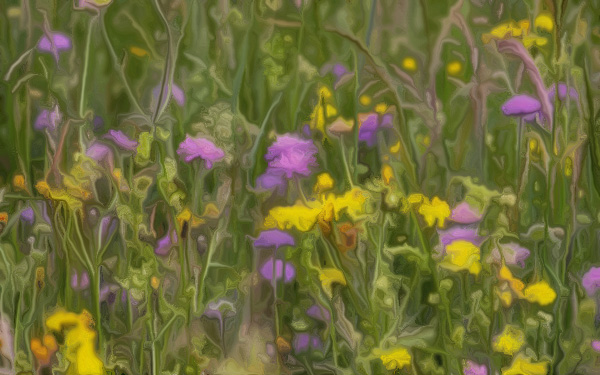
[79, 17, 94, 119]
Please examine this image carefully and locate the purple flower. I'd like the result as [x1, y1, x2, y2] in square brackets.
[71, 271, 90, 291]
[358, 112, 393, 147]
[104, 130, 139, 151]
[501, 94, 541, 116]
[306, 304, 330, 321]
[437, 225, 483, 248]
[259, 257, 296, 283]
[582, 267, 600, 296]
[323, 63, 354, 88]
[450, 202, 483, 224]
[86, 142, 114, 169]
[547, 83, 578, 102]
[34, 106, 62, 131]
[488, 242, 530, 268]
[592, 340, 600, 353]
[253, 229, 295, 249]
[99, 216, 117, 246]
[20, 207, 35, 225]
[176, 135, 225, 168]
[152, 83, 185, 107]
[293, 333, 322, 353]
[264, 134, 318, 178]
[37, 32, 72, 61]
[464, 360, 487, 375]
[155, 230, 178, 256]
[255, 169, 286, 193]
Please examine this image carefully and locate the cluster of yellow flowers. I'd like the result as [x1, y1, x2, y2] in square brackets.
[482, 13, 554, 48]
[497, 265, 557, 307]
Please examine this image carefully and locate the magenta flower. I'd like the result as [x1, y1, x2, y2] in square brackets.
[464, 360, 487, 375]
[155, 230, 178, 256]
[255, 169, 286, 193]
[34, 106, 62, 131]
[152, 83, 185, 107]
[37, 32, 72, 61]
[86, 142, 114, 169]
[488, 242, 530, 268]
[71, 270, 90, 291]
[264, 134, 318, 178]
[259, 257, 296, 283]
[582, 267, 600, 296]
[450, 202, 483, 224]
[177, 135, 225, 168]
[358, 112, 393, 147]
[293, 333, 323, 353]
[253, 229, 295, 249]
[592, 340, 600, 353]
[104, 130, 138, 151]
[437, 226, 484, 248]
[20, 207, 35, 225]
[547, 83, 578, 102]
[306, 304, 330, 321]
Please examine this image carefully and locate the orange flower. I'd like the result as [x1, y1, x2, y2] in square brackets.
[30, 334, 58, 366]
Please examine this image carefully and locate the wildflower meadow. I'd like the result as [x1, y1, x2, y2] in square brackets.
[0, 0, 599, 374]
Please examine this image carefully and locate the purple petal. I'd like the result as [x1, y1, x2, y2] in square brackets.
[34, 106, 62, 131]
[253, 229, 295, 249]
[464, 360, 487, 375]
[306, 304, 330, 321]
[38, 32, 72, 53]
[451, 202, 483, 224]
[152, 83, 185, 108]
[592, 340, 600, 353]
[86, 142, 113, 166]
[259, 258, 296, 283]
[20, 207, 35, 224]
[155, 230, 178, 256]
[437, 226, 483, 248]
[583, 267, 600, 296]
[489, 242, 530, 267]
[358, 113, 392, 147]
[104, 130, 139, 151]
[255, 169, 287, 193]
[501, 95, 541, 116]
[177, 135, 225, 168]
[294, 333, 310, 353]
[547, 83, 578, 102]
[265, 134, 318, 178]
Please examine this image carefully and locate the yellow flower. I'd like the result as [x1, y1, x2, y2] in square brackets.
[265, 188, 369, 232]
[319, 268, 347, 298]
[314, 173, 334, 193]
[418, 196, 451, 227]
[389, 141, 401, 154]
[493, 325, 525, 356]
[378, 347, 411, 370]
[447, 61, 462, 76]
[310, 86, 336, 133]
[382, 164, 394, 185]
[502, 354, 548, 375]
[522, 34, 548, 48]
[35, 180, 86, 211]
[13, 174, 27, 191]
[129, 46, 149, 57]
[482, 20, 531, 43]
[176, 207, 205, 229]
[151, 276, 160, 290]
[46, 309, 103, 375]
[523, 280, 556, 306]
[498, 265, 525, 296]
[402, 57, 417, 72]
[534, 13, 554, 32]
[374, 103, 388, 114]
[440, 240, 482, 275]
[359, 95, 372, 106]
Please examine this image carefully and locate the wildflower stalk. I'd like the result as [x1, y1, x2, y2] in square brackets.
[78, 17, 94, 119]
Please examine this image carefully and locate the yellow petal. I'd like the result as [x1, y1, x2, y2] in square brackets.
[523, 280, 556, 306]
[502, 354, 548, 375]
[534, 13, 554, 32]
[319, 268, 347, 298]
[418, 196, 451, 227]
[402, 57, 417, 72]
[493, 325, 525, 356]
[379, 347, 411, 370]
[440, 240, 482, 275]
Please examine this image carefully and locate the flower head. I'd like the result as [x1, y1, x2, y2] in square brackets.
[547, 83, 578, 102]
[37, 32, 71, 61]
[358, 112, 393, 147]
[264, 134, 318, 178]
[488, 242, 530, 268]
[319, 268, 346, 298]
[439, 240, 482, 275]
[21, 207, 35, 225]
[104, 130, 138, 151]
[451, 201, 483, 224]
[502, 354, 548, 375]
[176, 135, 225, 168]
[582, 266, 600, 296]
[152, 83, 185, 107]
[306, 304, 330, 321]
[293, 333, 322, 353]
[523, 280, 556, 306]
[418, 196, 451, 228]
[34, 106, 62, 131]
[464, 360, 487, 375]
[378, 347, 411, 370]
[493, 325, 524, 356]
[155, 230, 178, 256]
[253, 229, 295, 249]
[259, 257, 296, 283]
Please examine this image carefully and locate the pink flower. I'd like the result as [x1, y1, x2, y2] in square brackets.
[34, 106, 62, 131]
[104, 130, 139, 151]
[37, 32, 72, 61]
[264, 134, 318, 178]
[177, 135, 225, 168]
